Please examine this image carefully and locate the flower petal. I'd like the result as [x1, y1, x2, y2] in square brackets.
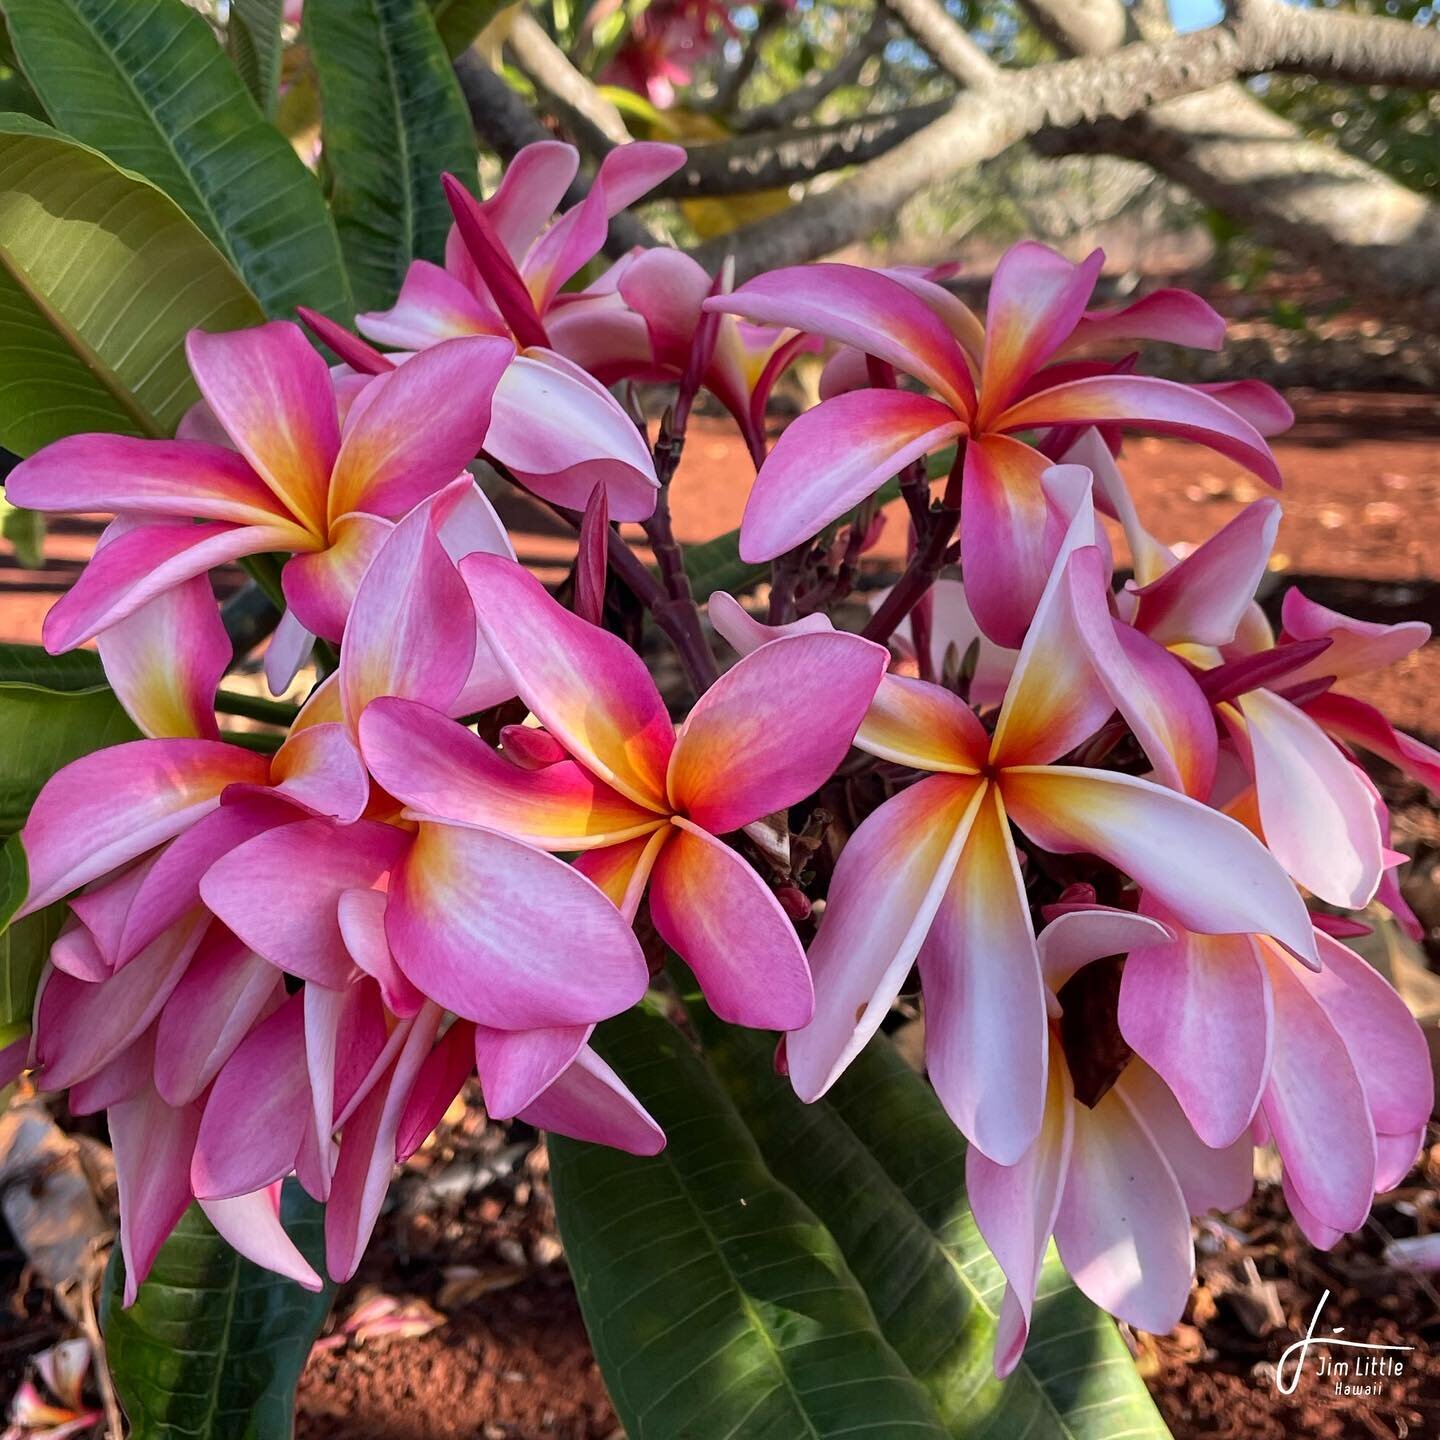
[1238, 688, 1384, 908]
[200, 819, 407, 987]
[1001, 766, 1318, 962]
[785, 774, 984, 1103]
[1053, 1083, 1194, 1333]
[473, 1023, 590, 1118]
[1118, 924, 1272, 1147]
[486, 348, 659, 520]
[327, 335, 513, 522]
[19, 739, 269, 916]
[186, 321, 339, 534]
[517, 1045, 664, 1156]
[918, 786, 1050, 1163]
[709, 264, 976, 414]
[461, 553, 674, 810]
[667, 633, 887, 834]
[385, 820, 649, 1028]
[978, 242, 1103, 424]
[737, 389, 963, 563]
[648, 818, 812, 1030]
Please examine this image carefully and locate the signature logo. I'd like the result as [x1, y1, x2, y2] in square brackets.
[1276, 1289, 1412, 1396]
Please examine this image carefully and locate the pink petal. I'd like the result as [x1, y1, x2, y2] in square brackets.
[988, 470, 1114, 768]
[280, 512, 392, 642]
[199, 1184, 324, 1291]
[997, 375, 1282, 489]
[19, 739, 269, 916]
[1053, 1083, 1194, 1333]
[154, 932, 284, 1106]
[356, 259, 504, 350]
[919, 787, 1050, 1163]
[42, 518, 301, 653]
[186, 322, 339, 535]
[958, 433, 1069, 648]
[648, 819, 813, 1030]
[1279, 588, 1430, 686]
[1117, 1061, 1254, 1215]
[1001, 766, 1318, 963]
[327, 335, 513, 523]
[396, 1018, 477, 1161]
[474, 1023, 590, 1118]
[1118, 924, 1271, 1147]
[737, 389, 963, 563]
[709, 264, 976, 414]
[667, 633, 887, 834]
[191, 991, 308, 1200]
[200, 819, 407, 986]
[516, 1045, 664, 1156]
[485, 349, 659, 521]
[977, 242, 1103, 424]
[109, 1084, 202, 1304]
[1132, 500, 1280, 648]
[5, 433, 296, 529]
[96, 579, 228, 741]
[460, 553, 674, 810]
[967, 1052, 1073, 1377]
[385, 821, 649, 1028]
[1260, 944, 1376, 1233]
[1066, 548, 1217, 797]
[339, 481, 480, 729]
[854, 675, 989, 774]
[1238, 688, 1384, 908]
[786, 774, 984, 1103]
[358, 698, 660, 848]
[1065, 288, 1225, 355]
[1304, 692, 1440, 794]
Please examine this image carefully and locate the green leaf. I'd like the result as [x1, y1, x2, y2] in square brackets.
[103, 1185, 335, 1440]
[700, 1016, 1171, 1440]
[427, 0, 512, 57]
[305, 0, 479, 313]
[0, 677, 140, 835]
[0, 497, 42, 568]
[227, 0, 286, 118]
[549, 1009, 951, 1440]
[0, 115, 265, 454]
[4, 0, 352, 322]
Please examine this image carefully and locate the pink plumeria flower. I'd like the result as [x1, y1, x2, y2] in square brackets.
[706, 242, 1280, 646]
[345, 142, 688, 521]
[1075, 430, 1395, 906]
[357, 555, 889, 1035]
[971, 905, 1255, 1376]
[6, 323, 513, 669]
[787, 468, 1317, 1165]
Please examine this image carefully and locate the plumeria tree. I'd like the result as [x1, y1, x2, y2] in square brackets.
[0, 1, 1436, 1436]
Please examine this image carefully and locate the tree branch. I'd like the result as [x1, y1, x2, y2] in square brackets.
[651, 102, 950, 197]
[693, 0, 1440, 279]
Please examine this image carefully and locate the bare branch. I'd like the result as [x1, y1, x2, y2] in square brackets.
[733, 7, 897, 131]
[454, 51, 659, 253]
[693, 0, 1440, 279]
[881, 0, 999, 88]
[506, 9, 632, 150]
[651, 102, 949, 197]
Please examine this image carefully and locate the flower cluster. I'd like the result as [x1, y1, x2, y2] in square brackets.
[3, 141, 1434, 1371]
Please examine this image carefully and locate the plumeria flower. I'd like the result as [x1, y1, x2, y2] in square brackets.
[971, 905, 1255, 1376]
[6, 323, 513, 679]
[705, 241, 1281, 645]
[358, 555, 889, 1039]
[787, 468, 1317, 1164]
[1075, 429, 1393, 906]
[341, 141, 687, 521]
